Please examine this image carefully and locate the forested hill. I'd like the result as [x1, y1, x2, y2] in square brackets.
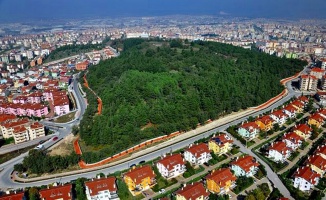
[79, 39, 306, 161]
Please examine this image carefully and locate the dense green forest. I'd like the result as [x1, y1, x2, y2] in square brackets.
[14, 150, 79, 174]
[79, 39, 306, 163]
[44, 37, 110, 62]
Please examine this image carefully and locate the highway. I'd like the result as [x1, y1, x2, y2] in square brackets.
[0, 67, 311, 200]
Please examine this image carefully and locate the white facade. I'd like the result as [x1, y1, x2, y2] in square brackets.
[184, 150, 211, 166]
[293, 176, 316, 191]
[268, 149, 290, 163]
[230, 165, 258, 177]
[156, 162, 186, 179]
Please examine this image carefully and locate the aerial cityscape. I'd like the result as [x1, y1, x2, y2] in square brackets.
[0, 0, 325, 200]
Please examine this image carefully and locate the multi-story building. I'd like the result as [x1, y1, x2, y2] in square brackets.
[156, 154, 186, 179]
[85, 177, 119, 200]
[300, 75, 318, 91]
[293, 166, 320, 192]
[123, 165, 156, 194]
[206, 168, 237, 194]
[13, 126, 29, 144]
[28, 122, 45, 140]
[310, 67, 325, 79]
[184, 143, 211, 166]
[39, 184, 73, 200]
[237, 122, 260, 140]
[53, 96, 70, 116]
[230, 155, 260, 177]
[208, 133, 233, 155]
[268, 141, 291, 163]
[175, 182, 209, 200]
[0, 119, 29, 139]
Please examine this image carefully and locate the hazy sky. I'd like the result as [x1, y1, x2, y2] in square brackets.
[0, 0, 325, 22]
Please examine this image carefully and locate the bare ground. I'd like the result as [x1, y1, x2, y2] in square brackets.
[48, 134, 76, 156]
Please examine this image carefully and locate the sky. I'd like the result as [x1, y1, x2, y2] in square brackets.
[0, 0, 325, 22]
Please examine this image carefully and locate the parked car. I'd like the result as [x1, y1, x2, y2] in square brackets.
[52, 136, 58, 141]
[159, 189, 165, 194]
[139, 160, 145, 164]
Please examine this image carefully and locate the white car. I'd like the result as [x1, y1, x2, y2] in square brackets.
[159, 189, 165, 194]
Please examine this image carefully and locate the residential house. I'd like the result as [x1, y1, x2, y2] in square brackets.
[206, 168, 237, 194]
[315, 145, 326, 159]
[208, 133, 233, 155]
[156, 154, 186, 179]
[283, 104, 297, 118]
[306, 154, 326, 176]
[230, 155, 260, 177]
[175, 182, 209, 200]
[297, 96, 309, 105]
[237, 122, 260, 140]
[184, 143, 211, 166]
[270, 110, 288, 125]
[293, 166, 320, 192]
[123, 165, 156, 193]
[268, 141, 291, 163]
[0, 192, 25, 200]
[39, 184, 73, 200]
[293, 124, 312, 140]
[316, 108, 326, 119]
[85, 177, 119, 200]
[282, 132, 303, 150]
[76, 61, 89, 71]
[291, 100, 305, 113]
[308, 113, 324, 128]
[255, 115, 274, 131]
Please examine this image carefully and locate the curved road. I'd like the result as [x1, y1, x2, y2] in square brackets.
[0, 70, 311, 199]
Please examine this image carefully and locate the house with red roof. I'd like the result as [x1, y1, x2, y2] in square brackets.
[39, 184, 73, 200]
[270, 110, 288, 125]
[268, 141, 291, 163]
[308, 113, 324, 128]
[293, 124, 312, 140]
[255, 115, 274, 131]
[293, 166, 320, 191]
[282, 132, 303, 150]
[237, 122, 260, 140]
[291, 100, 304, 113]
[306, 154, 326, 176]
[85, 177, 119, 200]
[208, 133, 233, 155]
[297, 96, 309, 105]
[283, 104, 297, 118]
[315, 145, 326, 159]
[230, 155, 260, 177]
[175, 182, 209, 200]
[316, 108, 326, 119]
[206, 168, 237, 194]
[76, 60, 89, 71]
[0, 192, 25, 200]
[123, 165, 156, 194]
[156, 154, 186, 179]
[184, 143, 211, 166]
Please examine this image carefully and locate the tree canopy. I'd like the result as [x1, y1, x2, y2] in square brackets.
[79, 39, 306, 162]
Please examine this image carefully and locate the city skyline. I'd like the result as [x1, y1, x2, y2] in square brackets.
[0, 0, 326, 22]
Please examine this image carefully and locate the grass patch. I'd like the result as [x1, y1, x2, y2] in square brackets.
[299, 141, 309, 150]
[183, 163, 205, 178]
[54, 111, 77, 123]
[254, 165, 267, 180]
[0, 137, 15, 146]
[230, 146, 240, 155]
[154, 186, 179, 200]
[152, 166, 177, 192]
[288, 151, 300, 161]
[187, 172, 208, 184]
[232, 176, 254, 194]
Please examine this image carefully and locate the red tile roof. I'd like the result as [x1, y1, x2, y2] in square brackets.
[157, 154, 185, 171]
[176, 182, 209, 199]
[269, 141, 291, 155]
[231, 155, 260, 172]
[293, 124, 312, 135]
[39, 184, 72, 200]
[309, 113, 324, 123]
[255, 115, 274, 125]
[283, 104, 297, 113]
[210, 134, 233, 147]
[282, 132, 303, 144]
[306, 154, 326, 171]
[293, 166, 320, 185]
[291, 100, 304, 108]
[30, 122, 43, 129]
[311, 67, 325, 73]
[0, 114, 16, 122]
[206, 168, 237, 187]
[85, 177, 117, 196]
[315, 145, 326, 156]
[317, 108, 326, 117]
[271, 110, 287, 118]
[240, 122, 259, 132]
[124, 165, 155, 185]
[0, 192, 25, 200]
[186, 143, 210, 158]
[297, 96, 309, 103]
[13, 126, 27, 134]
